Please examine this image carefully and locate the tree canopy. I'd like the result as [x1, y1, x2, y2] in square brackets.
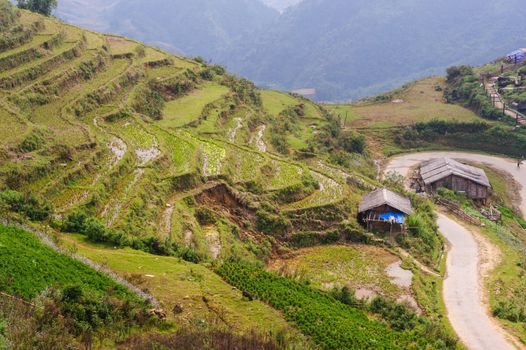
[17, 0, 57, 16]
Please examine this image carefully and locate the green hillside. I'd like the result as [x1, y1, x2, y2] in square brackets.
[0, 2, 462, 348]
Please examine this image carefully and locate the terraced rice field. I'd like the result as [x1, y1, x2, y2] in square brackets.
[0, 6, 353, 265]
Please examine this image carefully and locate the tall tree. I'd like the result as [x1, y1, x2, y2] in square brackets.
[17, 0, 57, 16]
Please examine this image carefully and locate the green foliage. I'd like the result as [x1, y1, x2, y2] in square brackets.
[339, 130, 366, 154]
[256, 209, 289, 235]
[17, 0, 57, 16]
[396, 119, 526, 158]
[444, 65, 508, 121]
[222, 76, 262, 107]
[289, 230, 340, 247]
[133, 85, 165, 120]
[0, 0, 17, 30]
[195, 206, 216, 225]
[199, 65, 225, 81]
[62, 211, 203, 262]
[217, 262, 458, 350]
[397, 196, 442, 267]
[498, 207, 526, 229]
[0, 225, 137, 300]
[18, 131, 45, 153]
[0, 190, 52, 221]
[55, 285, 151, 338]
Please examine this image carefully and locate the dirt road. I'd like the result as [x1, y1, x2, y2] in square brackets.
[438, 214, 514, 350]
[385, 151, 524, 350]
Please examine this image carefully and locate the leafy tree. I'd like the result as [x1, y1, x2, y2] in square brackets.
[17, 0, 57, 16]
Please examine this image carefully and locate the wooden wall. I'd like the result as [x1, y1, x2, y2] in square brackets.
[426, 175, 488, 199]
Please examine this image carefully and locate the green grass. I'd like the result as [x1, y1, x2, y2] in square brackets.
[285, 171, 345, 210]
[268, 245, 403, 298]
[106, 35, 138, 55]
[160, 83, 228, 128]
[62, 233, 300, 335]
[261, 90, 299, 116]
[326, 77, 486, 130]
[0, 225, 136, 301]
[261, 90, 323, 119]
[0, 107, 28, 145]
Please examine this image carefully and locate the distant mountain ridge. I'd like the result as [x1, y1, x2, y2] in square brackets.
[56, 0, 526, 101]
[57, 0, 278, 56]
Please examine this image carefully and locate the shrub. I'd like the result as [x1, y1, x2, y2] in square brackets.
[133, 85, 165, 120]
[0, 190, 52, 221]
[18, 131, 44, 153]
[339, 131, 366, 154]
[256, 210, 288, 235]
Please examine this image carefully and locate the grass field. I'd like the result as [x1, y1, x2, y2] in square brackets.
[62, 233, 302, 337]
[326, 77, 486, 129]
[268, 245, 403, 298]
[161, 83, 228, 128]
[261, 90, 323, 119]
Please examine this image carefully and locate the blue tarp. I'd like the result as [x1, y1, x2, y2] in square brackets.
[378, 212, 406, 225]
[507, 49, 526, 63]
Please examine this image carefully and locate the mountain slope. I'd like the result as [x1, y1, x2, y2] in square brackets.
[0, 2, 460, 348]
[226, 0, 526, 100]
[56, 0, 526, 101]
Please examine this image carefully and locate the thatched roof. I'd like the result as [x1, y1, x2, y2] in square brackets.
[358, 188, 413, 215]
[420, 158, 490, 188]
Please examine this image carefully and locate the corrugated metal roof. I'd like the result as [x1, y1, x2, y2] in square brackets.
[358, 188, 413, 215]
[420, 158, 490, 187]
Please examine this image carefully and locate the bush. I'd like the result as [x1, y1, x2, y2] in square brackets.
[62, 211, 202, 262]
[256, 210, 288, 235]
[339, 131, 366, 154]
[18, 131, 44, 153]
[133, 85, 165, 120]
[0, 190, 52, 221]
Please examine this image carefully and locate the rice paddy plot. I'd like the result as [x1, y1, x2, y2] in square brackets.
[83, 31, 106, 50]
[286, 171, 344, 210]
[0, 33, 51, 60]
[160, 83, 228, 128]
[106, 35, 138, 56]
[64, 233, 298, 335]
[139, 47, 168, 64]
[0, 107, 28, 145]
[118, 121, 156, 150]
[261, 90, 323, 119]
[266, 160, 304, 191]
[0, 41, 79, 79]
[261, 90, 300, 117]
[159, 130, 197, 174]
[200, 140, 226, 177]
[225, 144, 264, 183]
[268, 245, 403, 299]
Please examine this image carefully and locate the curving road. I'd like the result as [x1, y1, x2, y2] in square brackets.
[385, 151, 524, 350]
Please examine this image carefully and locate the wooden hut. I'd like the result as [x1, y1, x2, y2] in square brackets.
[419, 158, 490, 201]
[358, 188, 413, 235]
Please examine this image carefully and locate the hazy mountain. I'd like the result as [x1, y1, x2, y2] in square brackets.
[56, 0, 526, 101]
[225, 0, 526, 100]
[56, 0, 278, 57]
